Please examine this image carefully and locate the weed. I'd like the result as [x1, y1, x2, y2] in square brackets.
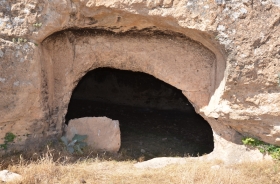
[0, 132, 16, 150]
[12, 38, 27, 44]
[61, 134, 88, 154]
[33, 22, 42, 28]
[242, 137, 280, 160]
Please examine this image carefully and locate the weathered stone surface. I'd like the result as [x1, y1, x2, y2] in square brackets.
[42, 30, 215, 109]
[0, 0, 279, 163]
[65, 117, 121, 152]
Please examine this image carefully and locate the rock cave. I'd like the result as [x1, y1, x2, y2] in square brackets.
[1, 0, 279, 164]
[65, 67, 214, 160]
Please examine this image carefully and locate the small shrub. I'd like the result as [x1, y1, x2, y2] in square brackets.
[242, 137, 280, 160]
[61, 134, 88, 154]
[0, 132, 16, 150]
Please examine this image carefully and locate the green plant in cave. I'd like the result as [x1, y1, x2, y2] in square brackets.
[61, 134, 88, 154]
[0, 132, 16, 150]
[242, 137, 280, 160]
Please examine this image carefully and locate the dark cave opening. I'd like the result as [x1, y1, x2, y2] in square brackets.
[65, 68, 214, 160]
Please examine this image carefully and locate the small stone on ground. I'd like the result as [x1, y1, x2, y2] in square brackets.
[0, 170, 22, 182]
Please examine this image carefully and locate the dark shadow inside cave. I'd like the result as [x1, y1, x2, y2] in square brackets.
[65, 67, 213, 160]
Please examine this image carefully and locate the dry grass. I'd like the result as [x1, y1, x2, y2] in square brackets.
[2, 148, 280, 184]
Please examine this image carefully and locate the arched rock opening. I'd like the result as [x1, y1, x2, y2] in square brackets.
[65, 68, 214, 159]
[40, 27, 222, 158]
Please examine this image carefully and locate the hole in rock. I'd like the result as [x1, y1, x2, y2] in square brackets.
[65, 68, 214, 160]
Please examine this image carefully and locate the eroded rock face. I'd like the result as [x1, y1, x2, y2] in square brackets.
[41, 30, 216, 123]
[0, 0, 279, 162]
[65, 117, 121, 152]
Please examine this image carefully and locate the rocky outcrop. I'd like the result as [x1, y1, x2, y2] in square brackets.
[0, 0, 279, 162]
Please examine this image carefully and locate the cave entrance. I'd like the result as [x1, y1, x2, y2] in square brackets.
[65, 67, 213, 160]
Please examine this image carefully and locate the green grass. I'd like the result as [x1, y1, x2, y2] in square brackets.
[242, 137, 280, 160]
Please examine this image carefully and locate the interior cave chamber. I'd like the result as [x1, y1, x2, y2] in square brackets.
[65, 67, 214, 160]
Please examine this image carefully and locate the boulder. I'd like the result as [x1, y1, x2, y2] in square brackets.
[0, 170, 22, 182]
[65, 117, 121, 152]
